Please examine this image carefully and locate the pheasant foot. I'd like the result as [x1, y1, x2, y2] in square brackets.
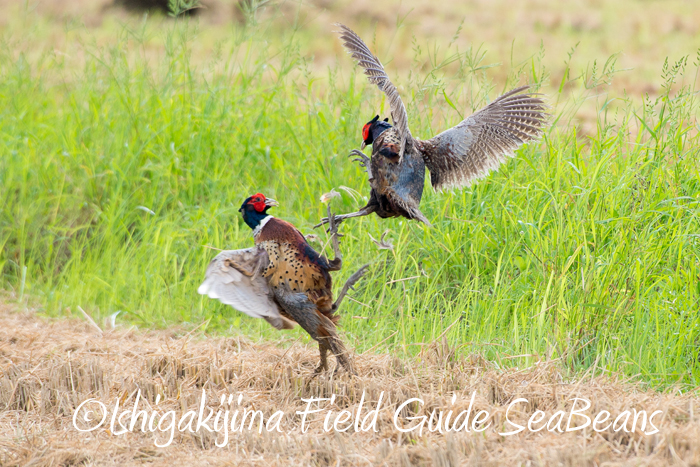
[348, 149, 373, 180]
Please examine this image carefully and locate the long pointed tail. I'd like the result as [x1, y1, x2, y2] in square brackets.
[317, 312, 355, 374]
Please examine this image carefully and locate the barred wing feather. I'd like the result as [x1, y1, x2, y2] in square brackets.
[336, 23, 412, 157]
[420, 86, 549, 191]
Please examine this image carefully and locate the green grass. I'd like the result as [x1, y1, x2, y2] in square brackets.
[1, 17, 699, 389]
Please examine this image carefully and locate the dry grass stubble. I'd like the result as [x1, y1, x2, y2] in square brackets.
[1, 305, 699, 466]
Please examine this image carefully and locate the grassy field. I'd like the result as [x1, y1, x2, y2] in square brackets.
[1, 1, 700, 390]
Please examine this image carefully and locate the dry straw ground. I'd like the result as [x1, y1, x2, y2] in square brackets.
[1, 304, 699, 466]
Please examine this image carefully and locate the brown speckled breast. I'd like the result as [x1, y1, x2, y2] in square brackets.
[254, 218, 335, 317]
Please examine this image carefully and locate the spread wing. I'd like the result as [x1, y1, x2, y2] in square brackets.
[197, 247, 294, 330]
[419, 86, 549, 192]
[336, 23, 411, 157]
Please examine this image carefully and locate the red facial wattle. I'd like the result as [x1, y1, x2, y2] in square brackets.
[362, 123, 370, 142]
[250, 193, 267, 212]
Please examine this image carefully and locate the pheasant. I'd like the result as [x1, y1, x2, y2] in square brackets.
[198, 193, 367, 374]
[317, 24, 549, 228]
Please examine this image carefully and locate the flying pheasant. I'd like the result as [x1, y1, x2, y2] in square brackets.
[317, 24, 549, 228]
[198, 193, 367, 375]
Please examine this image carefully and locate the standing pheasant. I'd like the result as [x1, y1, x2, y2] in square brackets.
[317, 24, 549, 228]
[198, 193, 367, 374]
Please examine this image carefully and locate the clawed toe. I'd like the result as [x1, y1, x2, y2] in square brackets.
[325, 216, 345, 233]
[314, 217, 330, 229]
[348, 149, 371, 175]
[314, 214, 346, 230]
[355, 264, 369, 281]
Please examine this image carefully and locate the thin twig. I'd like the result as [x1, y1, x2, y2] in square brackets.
[348, 297, 371, 308]
[273, 337, 302, 371]
[435, 316, 461, 342]
[77, 306, 103, 336]
[385, 275, 420, 285]
[361, 330, 398, 355]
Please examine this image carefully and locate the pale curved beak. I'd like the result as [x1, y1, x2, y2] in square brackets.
[264, 198, 279, 208]
[360, 141, 367, 150]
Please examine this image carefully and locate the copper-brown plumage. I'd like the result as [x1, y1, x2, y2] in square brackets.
[255, 217, 338, 325]
[199, 193, 367, 375]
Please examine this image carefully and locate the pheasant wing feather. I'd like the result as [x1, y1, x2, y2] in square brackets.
[197, 247, 290, 330]
[420, 86, 549, 191]
[336, 23, 412, 157]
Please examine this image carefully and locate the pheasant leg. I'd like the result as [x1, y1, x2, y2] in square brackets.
[332, 264, 369, 312]
[325, 204, 343, 271]
[314, 205, 376, 229]
[313, 344, 329, 375]
[326, 336, 356, 375]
